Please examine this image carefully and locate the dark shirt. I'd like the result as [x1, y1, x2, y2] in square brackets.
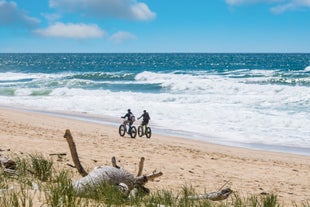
[123, 112, 134, 121]
[139, 112, 150, 121]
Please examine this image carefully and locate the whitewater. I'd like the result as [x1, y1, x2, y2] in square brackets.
[0, 53, 309, 156]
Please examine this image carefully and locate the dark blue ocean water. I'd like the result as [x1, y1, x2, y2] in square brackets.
[0, 53, 309, 155]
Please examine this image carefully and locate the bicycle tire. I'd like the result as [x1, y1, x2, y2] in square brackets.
[138, 126, 143, 137]
[119, 124, 126, 137]
[145, 127, 152, 138]
[130, 126, 137, 138]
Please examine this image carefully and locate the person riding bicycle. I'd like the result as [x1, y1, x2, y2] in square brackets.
[138, 110, 150, 126]
[121, 109, 135, 130]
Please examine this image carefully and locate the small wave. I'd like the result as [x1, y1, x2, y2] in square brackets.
[0, 72, 39, 81]
[271, 78, 310, 86]
[31, 89, 52, 96]
[246, 77, 310, 87]
[11, 88, 52, 96]
[0, 78, 34, 83]
[135, 71, 222, 93]
[0, 88, 16, 96]
[304, 66, 310, 71]
[68, 72, 134, 81]
[0, 88, 52, 97]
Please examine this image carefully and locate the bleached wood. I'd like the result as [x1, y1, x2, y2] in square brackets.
[187, 188, 233, 201]
[63, 129, 163, 196]
[137, 157, 145, 176]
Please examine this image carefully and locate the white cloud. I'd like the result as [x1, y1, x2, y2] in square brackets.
[34, 22, 105, 39]
[49, 0, 156, 21]
[0, 0, 40, 28]
[110, 31, 136, 43]
[271, 0, 310, 13]
[226, 0, 310, 13]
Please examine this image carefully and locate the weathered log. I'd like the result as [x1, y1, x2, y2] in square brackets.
[145, 171, 163, 181]
[63, 129, 88, 177]
[187, 188, 233, 201]
[72, 165, 136, 194]
[63, 129, 163, 196]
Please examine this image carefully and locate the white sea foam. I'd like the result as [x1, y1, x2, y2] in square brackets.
[0, 72, 38, 81]
[0, 71, 309, 155]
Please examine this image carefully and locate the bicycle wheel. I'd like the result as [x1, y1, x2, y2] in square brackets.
[119, 124, 126, 137]
[145, 127, 152, 138]
[138, 126, 143, 137]
[130, 126, 137, 138]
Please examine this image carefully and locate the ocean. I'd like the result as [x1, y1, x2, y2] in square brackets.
[0, 53, 309, 156]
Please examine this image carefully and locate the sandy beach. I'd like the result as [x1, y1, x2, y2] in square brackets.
[0, 107, 309, 206]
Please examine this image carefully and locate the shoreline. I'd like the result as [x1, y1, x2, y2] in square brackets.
[0, 106, 309, 205]
[1, 105, 309, 157]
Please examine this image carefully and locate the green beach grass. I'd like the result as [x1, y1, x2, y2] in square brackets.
[0, 153, 308, 207]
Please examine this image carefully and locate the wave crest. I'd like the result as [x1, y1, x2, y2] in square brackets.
[135, 71, 220, 93]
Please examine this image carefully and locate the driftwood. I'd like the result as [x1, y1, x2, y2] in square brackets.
[63, 130, 88, 177]
[0, 156, 17, 175]
[49, 153, 67, 156]
[0, 157, 16, 169]
[188, 188, 233, 201]
[63, 129, 163, 196]
[63, 129, 232, 201]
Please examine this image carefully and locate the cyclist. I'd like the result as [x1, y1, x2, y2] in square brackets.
[121, 109, 135, 131]
[138, 110, 150, 127]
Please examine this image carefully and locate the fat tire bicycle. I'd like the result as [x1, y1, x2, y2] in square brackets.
[138, 125, 152, 138]
[119, 121, 137, 138]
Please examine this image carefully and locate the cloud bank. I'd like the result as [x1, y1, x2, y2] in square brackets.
[0, 0, 40, 28]
[34, 22, 105, 39]
[1, 0, 152, 42]
[49, 0, 156, 21]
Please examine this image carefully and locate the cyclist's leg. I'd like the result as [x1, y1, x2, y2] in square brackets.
[142, 120, 147, 134]
[145, 120, 150, 133]
[124, 120, 129, 132]
[129, 121, 133, 132]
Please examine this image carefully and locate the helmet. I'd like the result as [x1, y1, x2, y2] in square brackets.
[143, 110, 146, 113]
[128, 109, 131, 112]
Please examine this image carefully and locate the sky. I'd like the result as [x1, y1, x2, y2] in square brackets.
[0, 0, 310, 53]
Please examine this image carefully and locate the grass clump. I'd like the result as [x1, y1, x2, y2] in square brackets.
[44, 170, 82, 207]
[0, 153, 308, 207]
[15, 153, 53, 182]
[29, 153, 54, 182]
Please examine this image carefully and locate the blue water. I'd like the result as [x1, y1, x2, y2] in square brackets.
[1, 53, 310, 156]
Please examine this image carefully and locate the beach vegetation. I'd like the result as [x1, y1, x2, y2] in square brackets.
[0, 153, 307, 207]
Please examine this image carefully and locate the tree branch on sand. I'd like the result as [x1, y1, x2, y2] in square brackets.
[63, 129, 163, 197]
[187, 188, 233, 201]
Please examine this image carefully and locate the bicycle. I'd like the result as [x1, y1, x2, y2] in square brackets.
[119, 119, 137, 138]
[138, 124, 152, 138]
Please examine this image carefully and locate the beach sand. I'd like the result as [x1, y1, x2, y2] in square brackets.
[0, 107, 309, 206]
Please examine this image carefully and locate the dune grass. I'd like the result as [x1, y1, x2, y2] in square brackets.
[0, 154, 308, 207]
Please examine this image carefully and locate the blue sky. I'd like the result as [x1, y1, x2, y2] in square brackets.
[0, 0, 310, 53]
